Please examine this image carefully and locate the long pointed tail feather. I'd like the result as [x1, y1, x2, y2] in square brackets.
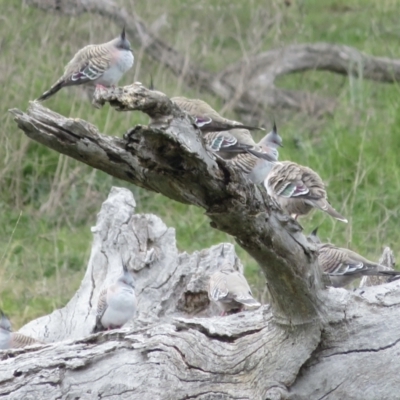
[239, 298, 261, 308]
[237, 124, 265, 132]
[200, 121, 264, 133]
[91, 323, 105, 334]
[36, 81, 65, 101]
[247, 148, 275, 162]
[91, 317, 105, 334]
[376, 270, 400, 277]
[325, 203, 348, 223]
[315, 199, 348, 223]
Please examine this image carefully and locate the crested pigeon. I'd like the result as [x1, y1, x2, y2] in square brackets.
[0, 310, 42, 349]
[241, 122, 283, 184]
[172, 96, 264, 133]
[92, 265, 137, 333]
[308, 228, 400, 287]
[264, 160, 347, 223]
[208, 249, 261, 316]
[37, 27, 134, 101]
[258, 121, 283, 160]
[204, 130, 275, 162]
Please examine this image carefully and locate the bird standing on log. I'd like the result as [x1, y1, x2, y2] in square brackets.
[92, 265, 137, 333]
[208, 247, 261, 316]
[265, 161, 347, 222]
[37, 27, 134, 101]
[204, 130, 275, 163]
[263, 123, 347, 222]
[229, 122, 283, 184]
[308, 228, 400, 287]
[172, 96, 264, 133]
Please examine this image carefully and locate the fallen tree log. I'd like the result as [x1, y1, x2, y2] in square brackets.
[25, 0, 400, 118]
[4, 86, 400, 399]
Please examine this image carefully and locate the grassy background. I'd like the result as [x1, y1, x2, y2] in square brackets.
[1, 0, 400, 328]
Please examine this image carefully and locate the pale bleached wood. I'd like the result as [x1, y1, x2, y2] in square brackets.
[1, 188, 400, 399]
[10, 89, 327, 327]
[290, 282, 400, 400]
[19, 187, 237, 342]
[7, 79, 400, 398]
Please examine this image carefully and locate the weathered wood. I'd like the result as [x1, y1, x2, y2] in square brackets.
[17, 187, 237, 342]
[7, 68, 400, 400]
[221, 42, 400, 85]
[290, 283, 400, 400]
[10, 87, 327, 327]
[1, 188, 400, 400]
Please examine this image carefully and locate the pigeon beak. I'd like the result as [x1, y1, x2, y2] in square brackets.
[279, 143, 284, 148]
[121, 26, 126, 40]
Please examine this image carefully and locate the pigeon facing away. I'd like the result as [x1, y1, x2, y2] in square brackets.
[92, 265, 137, 333]
[265, 161, 347, 222]
[37, 27, 134, 101]
[0, 310, 42, 349]
[308, 228, 400, 287]
[172, 96, 264, 133]
[209, 261, 261, 316]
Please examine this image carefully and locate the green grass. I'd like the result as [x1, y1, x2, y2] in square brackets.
[1, 0, 400, 327]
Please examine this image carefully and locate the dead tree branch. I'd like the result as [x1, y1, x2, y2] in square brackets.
[10, 84, 327, 326]
[221, 43, 400, 84]
[1, 187, 400, 399]
[22, 0, 396, 117]
[5, 84, 400, 398]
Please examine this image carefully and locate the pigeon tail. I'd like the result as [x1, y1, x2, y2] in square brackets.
[92, 320, 105, 334]
[369, 269, 400, 277]
[315, 199, 348, 223]
[200, 120, 264, 133]
[36, 81, 65, 101]
[247, 148, 275, 162]
[235, 124, 265, 132]
[238, 297, 261, 308]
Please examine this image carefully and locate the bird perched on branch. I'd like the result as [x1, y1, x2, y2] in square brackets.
[36, 27, 134, 101]
[265, 161, 347, 222]
[208, 247, 261, 316]
[204, 130, 274, 162]
[172, 96, 264, 133]
[92, 265, 137, 333]
[308, 228, 400, 287]
[257, 121, 283, 160]
[0, 310, 42, 349]
[234, 122, 283, 184]
[263, 123, 347, 222]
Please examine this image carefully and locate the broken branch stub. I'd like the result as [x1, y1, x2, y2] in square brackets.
[11, 85, 327, 326]
[18, 187, 237, 342]
[2, 188, 400, 400]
